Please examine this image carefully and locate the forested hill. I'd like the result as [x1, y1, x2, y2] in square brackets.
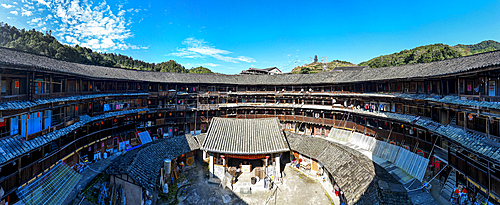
[2, 23, 499, 73]
[453, 40, 500, 55]
[0, 23, 213, 74]
[359, 40, 500, 68]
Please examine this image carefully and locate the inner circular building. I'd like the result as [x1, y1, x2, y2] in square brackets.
[1, 48, 500, 204]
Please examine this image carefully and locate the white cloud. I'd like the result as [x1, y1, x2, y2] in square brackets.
[10, 10, 18, 15]
[29, 17, 42, 23]
[199, 63, 220, 67]
[236, 56, 255, 63]
[35, 0, 50, 7]
[1, 4, 14, 8]
[129, 44, 150, 49]
[171, 37, 255, 63]
[21, 8, 33, 16]
[15, 0, 146, 52]
[65, 35, 78, 44]
[23, 4, 34, 10]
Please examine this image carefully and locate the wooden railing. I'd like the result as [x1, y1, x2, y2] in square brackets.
[197, 104, 219, 110]
[26, 127, 56, 141]
[0, 94, 27, 102]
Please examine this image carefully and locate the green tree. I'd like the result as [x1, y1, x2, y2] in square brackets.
[360, 44, 465, 68]
[0, 22, 191, 73]
[300, 67, 311, 74]
[189, 66, 213, 74]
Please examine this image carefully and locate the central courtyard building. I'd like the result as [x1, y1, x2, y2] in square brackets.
[201, 117, 289, 184]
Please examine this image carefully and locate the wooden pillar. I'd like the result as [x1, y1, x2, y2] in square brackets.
[486, 117, 490, 138]
[0, 73, 2, 99]
[26, 72, 30, 100]
[464, 112, 467, 131]
[446, 80, 449, 94]
[440, 79, 444, 95]
[17, 158, 21, 184]
[447, 109, 450, 124]
[64, 77, 68, 93]
[430, 106, 433, 120]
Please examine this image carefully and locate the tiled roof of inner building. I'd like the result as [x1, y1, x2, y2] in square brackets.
[201, 117, 289, 154]
[106, 134, 200, 191]
[1, 47, 500, 85]
[285, 132, 378, 204]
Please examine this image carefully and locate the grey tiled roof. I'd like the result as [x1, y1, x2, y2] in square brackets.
[1, 47, 500, 85]
[105, 148, 141, 175]
[107, 135, 199, 191]
[184, 134, 201, 150]
[285, 132, 377, 204]
[201, 117, 289, 154]
[194, 133, 206, 146]
[284, 132, 329, 159]
[0, 93, 148, 111]
[0, 108, 148, 164]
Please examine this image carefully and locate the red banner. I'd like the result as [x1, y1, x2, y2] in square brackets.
[225, 154, 266, 159]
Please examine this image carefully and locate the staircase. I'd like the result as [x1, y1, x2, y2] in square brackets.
[449, 116, 457, 125]
[439, 169, 456, 200]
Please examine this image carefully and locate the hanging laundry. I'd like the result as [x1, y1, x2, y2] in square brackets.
[474, 85, 480, 93]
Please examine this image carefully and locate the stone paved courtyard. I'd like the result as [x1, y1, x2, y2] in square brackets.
[157, 161, 332, 205]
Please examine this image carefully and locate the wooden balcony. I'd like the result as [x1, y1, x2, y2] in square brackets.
[197, 104, 219, 110]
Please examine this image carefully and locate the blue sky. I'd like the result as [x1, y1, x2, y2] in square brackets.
[0, 0, 499, 74]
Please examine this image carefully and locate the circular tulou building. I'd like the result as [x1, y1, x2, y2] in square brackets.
[1, 47, 500, 204]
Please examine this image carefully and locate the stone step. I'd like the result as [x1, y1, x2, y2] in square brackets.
[439, 169, 457, 200]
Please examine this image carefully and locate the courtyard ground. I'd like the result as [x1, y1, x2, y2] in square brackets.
[157, 160, 332, 205]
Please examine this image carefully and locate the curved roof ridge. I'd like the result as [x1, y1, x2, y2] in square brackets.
[1, 47, 500, 85]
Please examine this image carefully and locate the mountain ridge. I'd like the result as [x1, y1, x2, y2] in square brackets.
[1, 22, 499, 74]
